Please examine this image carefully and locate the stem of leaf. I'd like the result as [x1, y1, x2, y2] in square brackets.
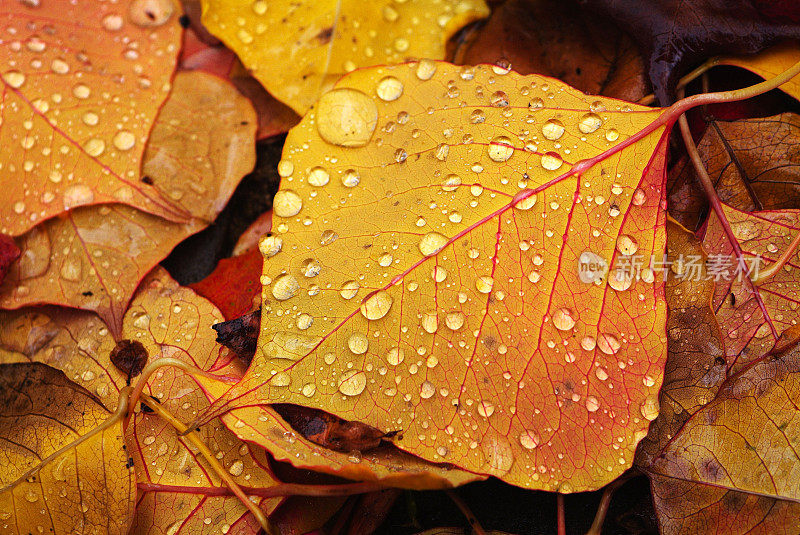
[638, 57, 721, 105]
[445, 489, 487, 535]
[140, 395, 277, 535]
[557, 493, 566, 535]
[676, 98, 778, 340]
[585, 474, 630, 535]
[137, 480, 384, 498]
[0, 386, 131, 494]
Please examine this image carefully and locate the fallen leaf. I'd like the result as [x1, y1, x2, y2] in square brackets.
[703, 205, 800, 370]
[179, 26, 237, 77]
[0, 362, 135, 535]
[212, 309, 262, 364]
[720, 42, 800, 102]
[228, 64, 301, 140]
[644, 328, 800, 534]
[0, 234, 20, 284]
[110, 339, 149, 380]
[232, 210, 273, 255]
[0, 0, 183, 236]
[455, 0, 648, 102]
[140, 71, 257, 223]
[0, 205, 203, 336]
[202, 61, 671, 491]
[274, 404, 391, 453]
[580, 0, 800, 102]
[199, 0, 490, 114]
[191, 249, 264, 320]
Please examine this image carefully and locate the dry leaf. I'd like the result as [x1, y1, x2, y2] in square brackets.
[0, 0, 182, 236]
[199, 0, 490, 113]
[201, 61, 671, 491]
[0, 362, 135, 535]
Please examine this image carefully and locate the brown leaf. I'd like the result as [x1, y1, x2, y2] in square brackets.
[454, 0, 649, 102]
[110, 339, 148, 380]
[212, 309, 262, 365]
[0, 362, 135, 535]
[274, 405, 390, 453]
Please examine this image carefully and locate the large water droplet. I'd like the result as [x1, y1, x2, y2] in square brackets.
[597, 333, 621, 355]
[2, 70, 26, 89]
[445, 311, 465, 330]
[342, 169, 360, 187]
[541, 152, 563, 171]
[421, 310, 438, 333]
[259, 236, 282, 257]
[616, 235, 638, 255]
[347, 333, 368, 354]
[420, 380, 435, 399]
[339, 370, 367, 395]
[272, 274, 299, 300]
[640, 395, 659, 421]
[386, 347, 404, 365]
[340, 280, 359, 299]
[416, 59, 437, 80]
[488, 136, 514, 162]
[307, 166, 330, 186]
[113, 130, 135, 151]
[578, 113, 602, 134]
[360, 290, 393, 320]
[519, 430, 540, 450]
[476, 276, 494, 294]
[316, 88, 378, 147]
[552, 308, 576, 331]
[419, 232, 447, 256]
[273, 190, 302, 217]
[376, 76, 403, 101]
[542, 119, 565, 140]
[228, 460, 244, 476]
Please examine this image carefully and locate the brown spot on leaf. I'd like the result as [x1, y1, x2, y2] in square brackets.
[110, 339, 148, 381]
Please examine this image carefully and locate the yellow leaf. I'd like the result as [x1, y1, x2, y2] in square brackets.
[720, 42, 800, 101]
[200, 0, 490, 114]
[202, 62, 672, 491]
[0, 0, 182, 236]
[0, 362, 135, 535]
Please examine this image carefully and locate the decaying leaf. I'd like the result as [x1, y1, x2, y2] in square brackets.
[140, 71, 258, 222]
[720, 42, 800, 102]
[0, 205, 203, 336]
[0, 0, 182, 236]
[455, 0, 648, 102]
[191, 249, 264, 320]
[0, 362, 135, 535]
[703, 205, 800, 370]
[644, 328, 800, 534]
[110, 339, 149, 380]
[201, 61, 672, 491]
[274, 404, 390, 453]
[213, 309, 262, 364]
[200, 0, 490, 114]
[580, 0, 800, 102]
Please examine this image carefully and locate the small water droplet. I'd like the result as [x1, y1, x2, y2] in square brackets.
[376, 76, 403, 101]
[420, 380, 435, 399]
[477, 400, 495, 418]
[470, 109, 486, 124]
[419, 232, 448, 256]
[272, 274, 299, 300]
[416, 59, 437, 80]
[258, 236, 282, 257]
[490, 91, 509, 107]
[342, 169, 360, 187]
[541, 152, 563, 171]
[421, 310, 438, 333]
[228, 460, 244, 476]
[340, 280, 360, 299]
[3, 70, 26, 89]
[113, 130, 135, 151]
[616, 235, 638, 255]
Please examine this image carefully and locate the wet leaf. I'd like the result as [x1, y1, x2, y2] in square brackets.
[0, 362, 135, 535]
[191, 249, 264, 320]
[703, 205, 800, 370]
[0, 234, 20, 285]
[644, 328, 800, 534]
[0, 205, 203, 336]
[0, 0, 182, 236]
[141, 71, 257, 222]
[455, 0, 648, 102]
[199, 0, 490, 114]
[202, 62, 671, 491]
[213, 309, 262, 365]
[580, 0, 800, 102]
[110, 339, 149, 380]
[233, 210, 273, 255]
[720, 42, 800, 102]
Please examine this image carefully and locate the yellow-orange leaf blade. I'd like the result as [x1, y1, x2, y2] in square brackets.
[0, 0, 182, 235]
[205, 62, 671, 492]
[200, 0, 490, 114]
[0, 362, 135, 535]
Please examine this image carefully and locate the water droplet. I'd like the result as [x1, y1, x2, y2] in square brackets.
[272, 372, 291, 386]
[490, 91, 509, 107]
[420, 380, 435, 399]
[252, 0, 267, 15]
[512, 189, 537, 210]
[605, 129, 619, 142]
[273, 190, 302, 217]
[441, 174, 461, 192]
[476, 276, 494, 293]
[528, 97, 544, 110]
[378, 253, 393, 267]
[113, 130, 136, 151]
[376, 76, 403, 101]
[578, 113, 602, 134]
[84, 138, 105, 157]
[542, 119, 565, 140]
[416, 59, 437, 80]
[128, 0, 175, 27]
[296, 313, 313, 330]
[595, 367, 609, 381]
[488, 136, 514, 162]
[581, 336, 596, 351]
[608, 269, 632, 291]
[597, 333, 621, 355]
[259, 236, 282, 257]
[228, 460, 244, 476]
[640, 395, 659, 421]
[386, 347, 404, 365]
[419, 232, 448, 256]
[306, 166, 330, 187]
[432, 266, 447, 282]
[616, 235, 638, 255]
[445, 311, 465, 331]
[320, 229, 339, 246]
[586, 396, 600, 412]
[302, 383, 316, 397]
[316, 88, 378, 147]
[342, 169, 360, 187]
[300, 258, 321, 277]
[632, 188, 646, 206]
[2, 70, 26, 89]
[24, 489, 38, 503]
[541, 152, 563, 171]
[339, 369, 367, 395]
[477, 400, 495, 418]
[421, 310, 438, 333]
[272, 274, 299, 300]
[347, 333, 368, 355]
[552, 308, 576, 331]
[519, 431, 540, 450]
[340, 280, 360, 299]
[360, 290, 393, 320]
[50, 58, 69, 74]
[102, 13, 124, 31]
[643, 375, 656, 387]
[63, 184, 94, 209]
[470, 109, 486, 124]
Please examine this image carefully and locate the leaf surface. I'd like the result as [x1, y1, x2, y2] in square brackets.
[191, 248, 264, 320]
[0, 362, 135, 535]
[203, 62, 672, 491]
[720, 43, 800, 101]
[0, 0, 182, 235]
[199, 0, 490, 114]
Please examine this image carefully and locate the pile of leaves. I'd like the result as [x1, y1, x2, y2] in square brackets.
[2, 0, 800, 533]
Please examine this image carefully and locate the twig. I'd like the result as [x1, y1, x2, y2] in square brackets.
[446, 489, 487, 535]
[557, 493, 566, 535]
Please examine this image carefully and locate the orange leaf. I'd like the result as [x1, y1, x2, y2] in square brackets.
[191, 248, 263, 320]
[199, 0, 490, 114]
[0, 362, 135, 535]
[703, 205, 800, 371]
[202, 62, 672, 491]
[0, 0, 182, 236]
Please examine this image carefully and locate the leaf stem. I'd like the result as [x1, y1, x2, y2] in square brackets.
[0, 386, 131, 494]
[638, 57, 721, 105]
[137, 480, 384, 498]
[752, 227, 800, 283]
[557, 493, 566, 535]
[139, 395, 277, 535]
[585, 475, 629, 535]
[445, 489, 487, 535]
